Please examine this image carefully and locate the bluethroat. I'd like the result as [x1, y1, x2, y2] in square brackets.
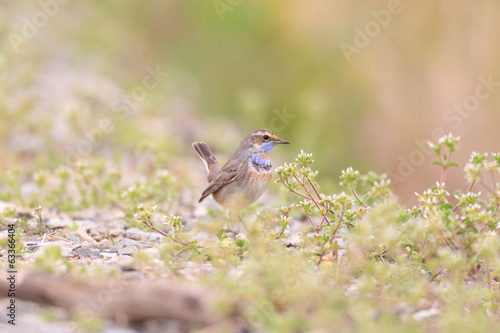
[192, 129, 289, 216]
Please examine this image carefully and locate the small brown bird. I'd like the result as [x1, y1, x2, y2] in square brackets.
[192, 129, 289, 217]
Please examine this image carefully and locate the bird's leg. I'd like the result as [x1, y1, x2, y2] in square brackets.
[221, 210, 236, 237]
[227, 210, 247, 234]
[227, 210, 240, 223]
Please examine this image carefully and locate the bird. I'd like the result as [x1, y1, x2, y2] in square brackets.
[192, 129, 290, 218]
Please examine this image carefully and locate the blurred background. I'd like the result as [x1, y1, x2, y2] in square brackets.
[1, 0, 499, 205]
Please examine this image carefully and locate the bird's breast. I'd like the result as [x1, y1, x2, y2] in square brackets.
[250, 153, 272, 172]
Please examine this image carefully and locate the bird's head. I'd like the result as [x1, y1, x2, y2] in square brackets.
[244, 129, 290, 154]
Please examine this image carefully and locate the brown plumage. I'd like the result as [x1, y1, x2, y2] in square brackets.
[192, 129, 289, 214]
[192, 142, 220, 182]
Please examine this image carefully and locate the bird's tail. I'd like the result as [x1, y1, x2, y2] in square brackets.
[192, 142, 220, 183]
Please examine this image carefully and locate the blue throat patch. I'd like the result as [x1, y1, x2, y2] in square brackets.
[261, 142, 278, 154]
[251, 154, 272, 171]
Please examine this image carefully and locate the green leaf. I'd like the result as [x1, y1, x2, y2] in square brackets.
[177, 247, 192, 255]
[440, 203, 453, 210]
[235, 239, 247, 247]
[445, 162, 460, 167]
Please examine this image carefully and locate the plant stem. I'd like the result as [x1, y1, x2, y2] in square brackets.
[351, 189, 367, 207]
[439, 167, 447, 184]
[307, 177, 322, 201]
[293, 175, 321, 210]
[283, 179, 311, 201]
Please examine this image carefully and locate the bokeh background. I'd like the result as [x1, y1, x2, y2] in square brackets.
[1, 0, 500, 204]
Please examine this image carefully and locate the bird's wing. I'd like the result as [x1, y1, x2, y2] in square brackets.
[198, 159, 242, 203]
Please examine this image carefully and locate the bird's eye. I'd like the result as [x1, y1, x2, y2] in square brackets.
[263, 135, 270, 141]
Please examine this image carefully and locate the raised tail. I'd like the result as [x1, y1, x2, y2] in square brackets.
[192, 142, 220, 183]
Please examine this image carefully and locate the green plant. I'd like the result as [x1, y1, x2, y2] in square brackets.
[33, 205, 48, 234]
[275, 150, 386, 264]
[428, 133, 460, 183]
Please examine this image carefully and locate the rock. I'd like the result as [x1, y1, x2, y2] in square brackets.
[116, 255, 135, 271]
[109, 228, 124, 237]
[125, 227, 162, 241]
[76, 225, 98, 244]
[72, 246, 102, 258]
[46, 217, 73, 229]
[99, 239, 114, 247]
[111, 238, 152, 255]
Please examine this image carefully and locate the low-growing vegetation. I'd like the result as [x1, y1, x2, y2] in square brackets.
[1, 134, 499, 332]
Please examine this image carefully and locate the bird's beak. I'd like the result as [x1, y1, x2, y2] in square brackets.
[277, 139, 290, 144]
